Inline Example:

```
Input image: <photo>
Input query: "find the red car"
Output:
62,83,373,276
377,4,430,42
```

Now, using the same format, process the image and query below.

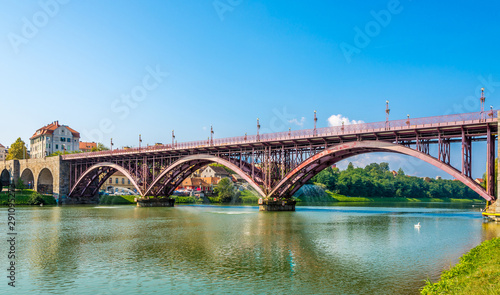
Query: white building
0,143,6,161
30,121,80,158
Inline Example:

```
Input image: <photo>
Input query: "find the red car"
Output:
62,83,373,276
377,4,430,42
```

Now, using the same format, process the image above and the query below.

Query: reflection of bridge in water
1,111,498,206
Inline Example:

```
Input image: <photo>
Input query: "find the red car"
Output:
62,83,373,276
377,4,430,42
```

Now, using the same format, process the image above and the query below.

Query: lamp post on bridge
210,125,214,146
489,105,494,119
313,110,317,137
139,134,142,149
110,138,114,151
257,118,260,142
480,88,486,121
406,114,410,127
172,130,175,148
385,100,390,130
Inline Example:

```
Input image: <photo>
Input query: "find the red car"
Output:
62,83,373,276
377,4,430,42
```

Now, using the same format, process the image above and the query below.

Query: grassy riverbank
293,190,484,204
421,238,500,294
0,189,57,205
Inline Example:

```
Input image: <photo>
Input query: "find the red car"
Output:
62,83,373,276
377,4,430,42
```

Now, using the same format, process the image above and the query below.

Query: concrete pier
258,199,296,211
137,198,175,207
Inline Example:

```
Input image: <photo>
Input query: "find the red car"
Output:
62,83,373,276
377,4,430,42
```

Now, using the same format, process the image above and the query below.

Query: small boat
414,222,421,228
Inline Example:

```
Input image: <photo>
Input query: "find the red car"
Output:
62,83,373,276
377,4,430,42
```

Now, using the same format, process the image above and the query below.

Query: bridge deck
63,111,497,160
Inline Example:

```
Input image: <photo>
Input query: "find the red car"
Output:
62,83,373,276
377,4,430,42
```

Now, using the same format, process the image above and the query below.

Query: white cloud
327,114,364,127
202,126,207,131
288,117,306,126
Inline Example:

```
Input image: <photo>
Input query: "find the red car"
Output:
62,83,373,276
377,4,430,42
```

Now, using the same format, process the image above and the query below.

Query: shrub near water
421,238,500,294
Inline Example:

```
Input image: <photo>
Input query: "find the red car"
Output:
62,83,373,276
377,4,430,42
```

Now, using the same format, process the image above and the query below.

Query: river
1,203,499,294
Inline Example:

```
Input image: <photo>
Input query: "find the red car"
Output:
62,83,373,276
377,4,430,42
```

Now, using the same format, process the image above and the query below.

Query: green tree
16,178,25,190
215,177,238,202
90,143,109,152
6,138,29,160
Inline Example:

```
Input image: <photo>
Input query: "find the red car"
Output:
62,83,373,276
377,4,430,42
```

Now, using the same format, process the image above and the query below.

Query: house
100,171,138,195
474,178,484,184
30,121,80,158
0,144,5,161
201,166,231,179
178,178,211,191
79,141,97,152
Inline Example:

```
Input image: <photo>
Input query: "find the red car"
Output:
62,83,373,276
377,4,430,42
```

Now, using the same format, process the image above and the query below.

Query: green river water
1,203,499,294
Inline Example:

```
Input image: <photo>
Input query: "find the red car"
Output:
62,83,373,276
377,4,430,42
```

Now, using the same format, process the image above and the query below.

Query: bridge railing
62,110,497,159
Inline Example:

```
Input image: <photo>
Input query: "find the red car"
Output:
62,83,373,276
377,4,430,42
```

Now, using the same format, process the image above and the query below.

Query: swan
414,222,421,228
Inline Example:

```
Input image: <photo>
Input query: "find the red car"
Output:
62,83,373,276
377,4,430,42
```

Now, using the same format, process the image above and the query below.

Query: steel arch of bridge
144,154,266,197
69,162,143,199
269,141,492,201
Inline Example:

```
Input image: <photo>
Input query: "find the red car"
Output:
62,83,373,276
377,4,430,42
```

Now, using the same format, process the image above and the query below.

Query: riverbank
0,189,56,205
94,189,485,205
421,237,500,294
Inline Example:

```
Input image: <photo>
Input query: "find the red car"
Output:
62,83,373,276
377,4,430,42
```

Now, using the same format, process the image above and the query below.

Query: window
61,137,65,142
109,178,112,184
56,144,58,149
128,179,130,185
115,178,118,184
122,178,125,185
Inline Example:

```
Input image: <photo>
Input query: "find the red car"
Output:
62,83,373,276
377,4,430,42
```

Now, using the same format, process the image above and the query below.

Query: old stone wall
0,156,70,199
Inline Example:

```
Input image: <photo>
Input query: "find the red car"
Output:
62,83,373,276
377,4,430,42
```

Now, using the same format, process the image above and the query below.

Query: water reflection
1,204,498,295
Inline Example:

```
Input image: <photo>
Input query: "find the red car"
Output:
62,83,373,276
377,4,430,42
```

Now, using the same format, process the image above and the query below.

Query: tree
6,138,29,160
215,177,238,202
397,168,405,176
90,143,109,152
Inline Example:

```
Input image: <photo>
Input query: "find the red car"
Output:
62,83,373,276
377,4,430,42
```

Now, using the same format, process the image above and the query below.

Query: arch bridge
62,111,498,204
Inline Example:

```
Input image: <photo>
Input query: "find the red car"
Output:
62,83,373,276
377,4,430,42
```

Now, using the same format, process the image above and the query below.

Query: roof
206,166,230,175
0,143,4,148
79,142,97,150
30,121,80,140
182,178,209,187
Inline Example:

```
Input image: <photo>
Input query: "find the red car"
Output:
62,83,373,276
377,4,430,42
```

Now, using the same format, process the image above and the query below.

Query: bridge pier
137,197,175,207
258,199,296,211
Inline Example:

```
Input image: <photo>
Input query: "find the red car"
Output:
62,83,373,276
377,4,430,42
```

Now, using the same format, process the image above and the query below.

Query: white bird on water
414,222,421,228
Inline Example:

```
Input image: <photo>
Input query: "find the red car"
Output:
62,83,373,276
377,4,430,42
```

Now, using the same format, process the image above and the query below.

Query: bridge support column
258,198,296,211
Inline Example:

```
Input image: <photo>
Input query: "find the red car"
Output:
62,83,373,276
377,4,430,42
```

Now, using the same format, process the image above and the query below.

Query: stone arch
1,169,11,187
269,141,492,201
20,168,35,189
145,154,266,197
37,168,54,194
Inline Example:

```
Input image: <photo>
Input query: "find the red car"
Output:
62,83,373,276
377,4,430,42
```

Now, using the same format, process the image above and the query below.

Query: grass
0,189,56,205
421,238,500,295
99,194,137,205
323,191,484,203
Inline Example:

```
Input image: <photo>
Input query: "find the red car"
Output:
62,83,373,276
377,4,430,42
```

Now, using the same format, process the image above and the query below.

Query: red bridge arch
268,141,492,201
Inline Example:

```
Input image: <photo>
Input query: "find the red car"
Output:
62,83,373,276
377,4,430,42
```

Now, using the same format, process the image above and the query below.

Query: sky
1,0,499,179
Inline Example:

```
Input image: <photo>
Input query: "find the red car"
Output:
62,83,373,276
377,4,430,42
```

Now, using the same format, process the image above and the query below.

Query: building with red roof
30,121,80,158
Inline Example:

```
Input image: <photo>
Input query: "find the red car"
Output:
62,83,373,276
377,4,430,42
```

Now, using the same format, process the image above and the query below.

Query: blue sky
1,0,499,178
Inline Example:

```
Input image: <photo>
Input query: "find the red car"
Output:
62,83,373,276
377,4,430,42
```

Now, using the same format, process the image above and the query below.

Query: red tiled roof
79,141,97,150
30,121,80,140
0,143,5,148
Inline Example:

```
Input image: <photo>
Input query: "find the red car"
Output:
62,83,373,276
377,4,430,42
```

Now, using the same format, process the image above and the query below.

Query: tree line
310,162,481,199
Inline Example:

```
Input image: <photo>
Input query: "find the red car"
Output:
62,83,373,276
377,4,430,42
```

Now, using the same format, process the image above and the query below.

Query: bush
27,192,45,205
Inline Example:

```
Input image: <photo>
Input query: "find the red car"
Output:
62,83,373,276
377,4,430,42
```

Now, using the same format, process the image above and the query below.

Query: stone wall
0,156,70,199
